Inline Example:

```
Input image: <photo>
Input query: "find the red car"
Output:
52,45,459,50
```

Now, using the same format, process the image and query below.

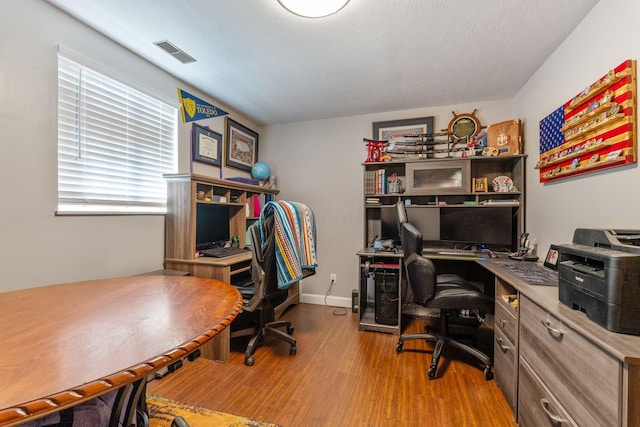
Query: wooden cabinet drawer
495,300,517,344
519,295,620,426
494,327,517,413
518,357,577,427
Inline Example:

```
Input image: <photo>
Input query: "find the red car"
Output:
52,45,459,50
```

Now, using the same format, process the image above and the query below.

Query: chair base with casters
396,309,494,381
236,296,297,366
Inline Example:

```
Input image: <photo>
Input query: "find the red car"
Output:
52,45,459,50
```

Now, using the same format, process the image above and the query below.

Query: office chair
396,200,408,235
395,200,472,288
396,222,494,380
231,220,297,366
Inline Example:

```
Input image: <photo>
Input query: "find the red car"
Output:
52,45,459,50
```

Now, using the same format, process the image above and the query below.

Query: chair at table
395,222,494,380
16,381,148,427
232,201,316,366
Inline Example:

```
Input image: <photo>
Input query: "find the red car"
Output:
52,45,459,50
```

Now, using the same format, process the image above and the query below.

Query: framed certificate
192,123,222,167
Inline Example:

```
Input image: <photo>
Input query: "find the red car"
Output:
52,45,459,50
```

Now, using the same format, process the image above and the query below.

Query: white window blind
57,54,177,214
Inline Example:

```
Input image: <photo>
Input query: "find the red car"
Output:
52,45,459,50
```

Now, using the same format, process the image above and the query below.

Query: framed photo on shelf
225,117,258,172
473,177,488,192
192,122,222,167
544,244,560,270
372,116,434,140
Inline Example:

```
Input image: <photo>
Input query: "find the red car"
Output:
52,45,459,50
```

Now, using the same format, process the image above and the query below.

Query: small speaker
352,289,359,313
375,271,398,325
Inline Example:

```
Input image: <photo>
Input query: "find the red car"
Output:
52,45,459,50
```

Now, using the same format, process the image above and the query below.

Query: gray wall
0,0,259,292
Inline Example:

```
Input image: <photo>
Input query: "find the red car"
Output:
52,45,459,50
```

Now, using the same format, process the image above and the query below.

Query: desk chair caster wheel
483,366,493,381
395,342,404,353
427,367,437,380
244,355,255,366
289,344,297,355
287,325,294,334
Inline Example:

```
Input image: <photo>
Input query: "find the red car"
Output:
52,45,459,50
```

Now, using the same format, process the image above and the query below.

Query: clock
445,109,482,140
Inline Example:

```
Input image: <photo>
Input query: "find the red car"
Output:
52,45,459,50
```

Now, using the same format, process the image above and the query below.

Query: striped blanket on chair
259,201,317,289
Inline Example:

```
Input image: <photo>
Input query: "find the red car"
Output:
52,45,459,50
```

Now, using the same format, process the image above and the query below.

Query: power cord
325,278,348,316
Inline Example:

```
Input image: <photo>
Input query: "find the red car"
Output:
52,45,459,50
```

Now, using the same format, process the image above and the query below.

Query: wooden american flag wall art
536,59,637,182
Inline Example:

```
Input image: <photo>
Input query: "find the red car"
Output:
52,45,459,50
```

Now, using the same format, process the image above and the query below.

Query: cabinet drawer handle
541,319,565,336
496,337,512,352
540,398,568,424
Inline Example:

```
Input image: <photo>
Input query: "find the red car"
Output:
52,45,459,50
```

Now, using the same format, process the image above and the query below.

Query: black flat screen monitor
196,204,230,249
381,206,439,244
440,207,514,251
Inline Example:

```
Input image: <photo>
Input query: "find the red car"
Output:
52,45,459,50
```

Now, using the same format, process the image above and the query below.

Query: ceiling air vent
153,40,196,64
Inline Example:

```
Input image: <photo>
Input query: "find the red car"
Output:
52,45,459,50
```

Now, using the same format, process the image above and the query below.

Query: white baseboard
300,293,351,308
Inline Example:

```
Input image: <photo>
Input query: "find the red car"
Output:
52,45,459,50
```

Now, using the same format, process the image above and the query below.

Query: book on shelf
365,168,388,195
252,194,261,217
480,199,520,205
226,177,260,186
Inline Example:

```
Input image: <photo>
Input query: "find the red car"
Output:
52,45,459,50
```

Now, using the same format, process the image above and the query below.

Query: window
57,53,177,214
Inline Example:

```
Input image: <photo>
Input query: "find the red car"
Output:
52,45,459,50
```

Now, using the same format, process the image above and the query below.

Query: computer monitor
195,204,230,249
439,207,515,250
381,205,439,244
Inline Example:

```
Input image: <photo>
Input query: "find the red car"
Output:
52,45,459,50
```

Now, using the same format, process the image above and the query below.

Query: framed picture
192,123,222,167
372,116,435,140
225,118,258,172
473,177,488,192
544,244,560,270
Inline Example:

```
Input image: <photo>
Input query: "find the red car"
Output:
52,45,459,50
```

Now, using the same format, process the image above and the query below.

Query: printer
557,229,640,335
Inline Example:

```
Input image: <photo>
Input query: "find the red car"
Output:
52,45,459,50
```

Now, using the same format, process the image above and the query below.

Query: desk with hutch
358,155,526,335
162,174,299,358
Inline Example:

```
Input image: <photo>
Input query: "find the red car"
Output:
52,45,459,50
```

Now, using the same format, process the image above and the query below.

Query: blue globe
251,162,271,180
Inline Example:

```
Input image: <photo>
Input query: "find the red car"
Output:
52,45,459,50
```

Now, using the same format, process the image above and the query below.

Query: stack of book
364,169,387,194
365,197,380,205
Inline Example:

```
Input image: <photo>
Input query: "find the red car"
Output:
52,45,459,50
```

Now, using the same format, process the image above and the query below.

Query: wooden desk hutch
162,174,299,359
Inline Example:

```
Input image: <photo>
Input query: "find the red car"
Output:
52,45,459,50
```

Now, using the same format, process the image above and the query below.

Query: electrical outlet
330,273,337,283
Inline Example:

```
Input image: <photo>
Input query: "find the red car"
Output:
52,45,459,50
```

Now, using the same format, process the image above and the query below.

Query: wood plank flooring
148,303,516,427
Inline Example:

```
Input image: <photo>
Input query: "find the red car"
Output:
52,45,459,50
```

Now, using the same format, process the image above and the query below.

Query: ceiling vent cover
153,40,196,64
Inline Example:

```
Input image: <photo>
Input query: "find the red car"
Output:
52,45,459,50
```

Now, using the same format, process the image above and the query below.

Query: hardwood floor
148,303,516,427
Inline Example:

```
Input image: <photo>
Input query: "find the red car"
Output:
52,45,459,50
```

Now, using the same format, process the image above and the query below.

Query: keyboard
422,248,483,257
200,247,249,258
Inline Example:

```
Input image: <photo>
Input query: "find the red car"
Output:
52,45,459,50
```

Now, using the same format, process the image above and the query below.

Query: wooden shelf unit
164,173,278,261
362,155,527,251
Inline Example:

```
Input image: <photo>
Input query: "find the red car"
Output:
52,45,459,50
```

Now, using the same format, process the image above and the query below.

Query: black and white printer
558,228,640,335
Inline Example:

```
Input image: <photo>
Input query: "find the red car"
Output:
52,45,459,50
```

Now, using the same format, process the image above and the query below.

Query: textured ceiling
45,0,599,126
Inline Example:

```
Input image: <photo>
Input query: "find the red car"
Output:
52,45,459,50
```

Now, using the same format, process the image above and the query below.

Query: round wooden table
0,275,242,426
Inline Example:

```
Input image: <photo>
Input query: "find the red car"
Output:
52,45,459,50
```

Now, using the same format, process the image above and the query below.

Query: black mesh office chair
396,222,494,380
231,218,296,366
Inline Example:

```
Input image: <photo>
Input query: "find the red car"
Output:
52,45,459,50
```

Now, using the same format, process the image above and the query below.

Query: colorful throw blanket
259,201,317,289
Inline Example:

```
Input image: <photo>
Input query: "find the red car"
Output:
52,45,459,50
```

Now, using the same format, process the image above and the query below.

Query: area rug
146,394,280,427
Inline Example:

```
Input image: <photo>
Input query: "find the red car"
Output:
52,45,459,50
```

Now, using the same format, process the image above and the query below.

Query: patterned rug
146,394,280,427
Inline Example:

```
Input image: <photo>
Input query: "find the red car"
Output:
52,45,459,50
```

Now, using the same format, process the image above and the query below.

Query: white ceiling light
277,0,350,18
